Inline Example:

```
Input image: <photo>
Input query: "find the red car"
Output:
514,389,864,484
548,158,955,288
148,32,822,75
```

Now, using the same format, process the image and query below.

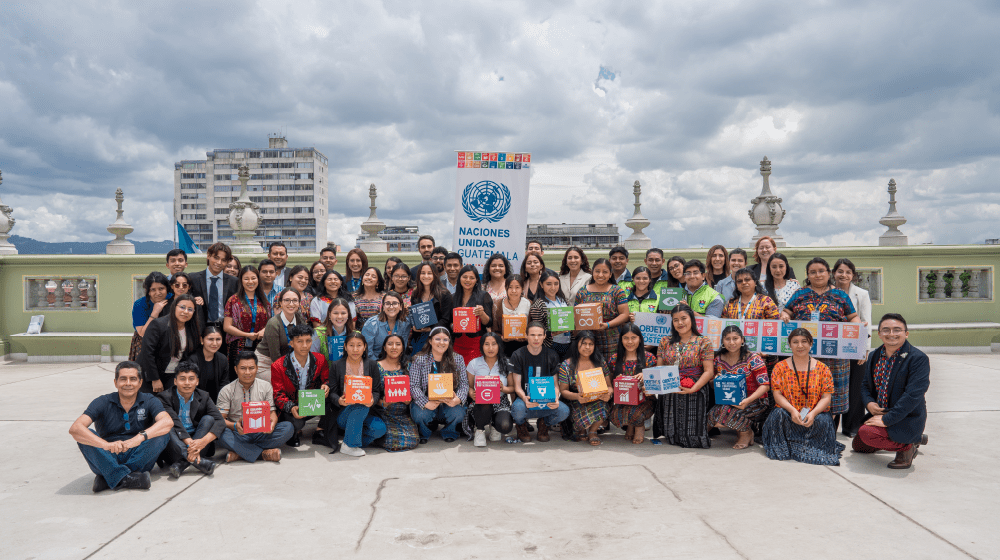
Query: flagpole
173,191,178,249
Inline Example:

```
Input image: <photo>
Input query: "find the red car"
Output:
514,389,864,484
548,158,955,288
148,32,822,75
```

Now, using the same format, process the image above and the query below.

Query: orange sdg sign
428,373,455,401
577,367,609,403
503,315,528,340
344,375,373,405
574,303,602,330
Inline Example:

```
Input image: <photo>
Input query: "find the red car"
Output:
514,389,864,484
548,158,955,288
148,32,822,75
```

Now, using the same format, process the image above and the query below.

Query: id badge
810,311,820,322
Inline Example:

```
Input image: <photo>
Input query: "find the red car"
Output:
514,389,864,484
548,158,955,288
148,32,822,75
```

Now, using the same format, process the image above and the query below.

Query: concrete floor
0,354,995,560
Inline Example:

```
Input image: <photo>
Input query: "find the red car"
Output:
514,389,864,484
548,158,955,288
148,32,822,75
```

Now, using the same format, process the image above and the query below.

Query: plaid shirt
408,353,469,408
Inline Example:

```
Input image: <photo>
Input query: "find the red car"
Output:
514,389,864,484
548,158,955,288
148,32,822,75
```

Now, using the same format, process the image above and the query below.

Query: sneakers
192,459,216,476
115,471,151,490
474,430,487,447
261,448,282,462
536,419,550,442
92,475,110,493
487,425,502,442
515,423,532,443
341,443,366,457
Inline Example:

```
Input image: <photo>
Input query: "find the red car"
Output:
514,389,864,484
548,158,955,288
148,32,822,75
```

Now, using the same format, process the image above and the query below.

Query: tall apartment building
526,223,621,249
174,136,328,252
355,225,421,252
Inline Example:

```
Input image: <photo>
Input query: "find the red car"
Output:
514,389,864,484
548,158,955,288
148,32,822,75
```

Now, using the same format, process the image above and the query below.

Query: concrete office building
355,225,421,253
526,223,621,249
174,136,329,252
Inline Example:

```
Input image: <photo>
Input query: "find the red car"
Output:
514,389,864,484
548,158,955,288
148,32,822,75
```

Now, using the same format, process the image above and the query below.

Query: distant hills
7,235,175,255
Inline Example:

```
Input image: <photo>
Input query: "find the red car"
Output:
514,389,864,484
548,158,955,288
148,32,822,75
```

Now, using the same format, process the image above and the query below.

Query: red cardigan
271,351,329,414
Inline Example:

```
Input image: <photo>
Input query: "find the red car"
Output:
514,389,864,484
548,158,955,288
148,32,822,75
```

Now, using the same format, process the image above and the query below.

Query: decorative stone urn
106,188,136,254
878,179,909,246
0,169,18,254
228,165,264,254
359,183,388,253
623,180,652,251
748,156,787,247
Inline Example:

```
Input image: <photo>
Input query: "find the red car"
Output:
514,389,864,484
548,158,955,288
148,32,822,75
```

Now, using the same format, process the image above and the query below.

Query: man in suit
188,242,239,328
853,313,930,469
268,242,290,290
156,361,225,478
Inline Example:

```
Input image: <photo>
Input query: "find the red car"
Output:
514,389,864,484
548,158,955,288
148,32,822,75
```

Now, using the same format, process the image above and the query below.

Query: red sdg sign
475,376,503,404
384,375,410,403
453,308,481,333
241,401,270,434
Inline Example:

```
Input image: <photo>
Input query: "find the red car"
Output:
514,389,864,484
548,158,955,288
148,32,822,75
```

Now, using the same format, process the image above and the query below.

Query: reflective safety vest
687,284,722,315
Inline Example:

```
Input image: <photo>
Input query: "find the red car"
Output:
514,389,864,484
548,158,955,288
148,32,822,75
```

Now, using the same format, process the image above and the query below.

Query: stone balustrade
854,268,882,304
24,276,98,311
919,267,994,301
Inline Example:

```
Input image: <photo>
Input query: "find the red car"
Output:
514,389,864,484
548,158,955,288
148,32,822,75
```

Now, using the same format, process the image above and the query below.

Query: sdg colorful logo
462,180,512,223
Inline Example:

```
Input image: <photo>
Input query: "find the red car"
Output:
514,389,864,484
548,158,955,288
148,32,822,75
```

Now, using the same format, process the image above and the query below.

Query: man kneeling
69,361,173,492
156,361,225,478
216,352,294,463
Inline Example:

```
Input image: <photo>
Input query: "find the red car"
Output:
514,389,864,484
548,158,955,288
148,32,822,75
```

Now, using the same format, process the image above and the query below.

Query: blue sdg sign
462,180,512,223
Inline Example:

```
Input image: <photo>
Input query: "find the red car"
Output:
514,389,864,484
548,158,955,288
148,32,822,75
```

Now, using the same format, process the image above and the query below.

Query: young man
442,252,463,294
156,361,224,478
509,323,570,442
645,248,669,283
609,246,632,291
258,258,279,306
166,249,188,279
188,242,239,326
430,246,448,275
714,248,747,302
268,242,289,290
853,314,930,469
682,260,724,317
270,325,336,450
69,361,173,492
526,240,544,257
216,352,294,463
320,246,338,271
417,235,435,261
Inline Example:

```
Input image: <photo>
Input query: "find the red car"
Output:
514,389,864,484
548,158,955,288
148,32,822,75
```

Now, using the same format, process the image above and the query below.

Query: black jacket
328,358,384,413
188,269,239,322
156,386,226,441
138,316,200,383
861,341,930,445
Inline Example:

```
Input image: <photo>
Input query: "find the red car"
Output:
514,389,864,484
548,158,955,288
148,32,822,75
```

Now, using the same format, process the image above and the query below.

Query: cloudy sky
1,1,998,250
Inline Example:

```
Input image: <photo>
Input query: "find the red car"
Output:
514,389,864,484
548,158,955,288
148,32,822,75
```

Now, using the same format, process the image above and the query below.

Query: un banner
453,151,532,273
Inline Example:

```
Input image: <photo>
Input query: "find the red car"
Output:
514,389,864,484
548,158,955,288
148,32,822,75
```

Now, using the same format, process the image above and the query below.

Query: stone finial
623,179,651,250
228,164,263,254
359,183,388,253
0,169,17,254
748,156,786,247
878,178,908,246
106,188,136,254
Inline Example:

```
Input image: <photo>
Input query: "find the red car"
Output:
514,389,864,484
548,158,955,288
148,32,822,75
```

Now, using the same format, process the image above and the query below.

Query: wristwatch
139,430,148,441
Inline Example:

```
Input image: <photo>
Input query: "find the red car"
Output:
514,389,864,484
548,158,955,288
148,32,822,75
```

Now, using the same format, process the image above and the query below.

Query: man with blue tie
189,243,239,349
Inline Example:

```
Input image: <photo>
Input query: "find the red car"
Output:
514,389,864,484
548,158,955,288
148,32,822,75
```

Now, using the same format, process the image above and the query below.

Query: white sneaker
340,443,366,457
474,430,487,447
488,425,502,442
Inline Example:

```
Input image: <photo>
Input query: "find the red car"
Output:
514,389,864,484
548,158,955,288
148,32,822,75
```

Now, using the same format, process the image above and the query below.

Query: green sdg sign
657,287,686,312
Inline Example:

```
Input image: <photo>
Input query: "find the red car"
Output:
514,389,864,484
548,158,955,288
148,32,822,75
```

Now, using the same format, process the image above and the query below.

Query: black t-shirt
509,346,561,395
83,392,165,442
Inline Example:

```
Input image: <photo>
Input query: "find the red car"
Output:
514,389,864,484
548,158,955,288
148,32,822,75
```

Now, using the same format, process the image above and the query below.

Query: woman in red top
223,265,272,381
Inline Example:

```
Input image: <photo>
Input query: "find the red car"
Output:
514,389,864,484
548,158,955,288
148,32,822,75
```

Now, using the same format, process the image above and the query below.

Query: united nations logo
462,180,511,223
655,315,668,325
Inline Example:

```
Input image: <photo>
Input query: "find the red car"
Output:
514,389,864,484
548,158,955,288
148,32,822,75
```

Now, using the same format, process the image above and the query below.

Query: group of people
71,236,930,492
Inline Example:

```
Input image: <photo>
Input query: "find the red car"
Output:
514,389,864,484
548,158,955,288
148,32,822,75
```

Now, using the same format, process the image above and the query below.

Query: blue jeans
336,404,387,448
511,399,570,426
166,415,215,464
218,422,294,463
410,402,466,440
78,430,169,488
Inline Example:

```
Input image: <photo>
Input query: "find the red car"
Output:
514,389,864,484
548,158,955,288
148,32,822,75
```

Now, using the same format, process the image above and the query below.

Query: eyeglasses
736,277,755,284
281,298,300,303
879,328,906,335
383,301,401,308
177,306,195,314
123,411,131,431
682,271,700,277
172,282,189,289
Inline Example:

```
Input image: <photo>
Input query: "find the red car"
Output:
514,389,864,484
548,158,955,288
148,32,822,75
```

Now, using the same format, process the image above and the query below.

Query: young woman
387,262,413,306
310,270,355,327
749,236,777,284
833,258,872,437
558,246,592,303
492,274,532,357
483,252,512,300
285,265,314,317
224,256,241,277
665,256,686,288
329,332,386,457
557,331,612,446
409,327,469,443
452,265,493,364
408,262,454,355
463,333,515,447
707,326,771,449
170,273,205,331
573,258,630,359
192,326,229,400
528,270,572,359
362,291,412,361
763,253,800,312
383,256,403,282
255,287,308,381
657,303,715,448
722,268,780,320
762,328,844,465
607,324,657,444
223,266,271,381
376,334,419,452
138,294,201,393
519,252,545,301
311,298,355,364
625,266,658,318
344,248,368,294
130,271,172,360
706,245,729,288
781,258,861,426
306,261,327,296
353,266,385,328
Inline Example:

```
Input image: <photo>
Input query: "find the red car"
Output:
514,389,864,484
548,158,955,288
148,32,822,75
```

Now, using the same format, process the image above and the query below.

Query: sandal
587,431,601,446
596,421,610,435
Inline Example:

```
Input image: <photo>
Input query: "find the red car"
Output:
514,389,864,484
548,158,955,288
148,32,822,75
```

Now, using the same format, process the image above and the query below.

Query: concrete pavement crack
698,516,750,560
355,476,398,552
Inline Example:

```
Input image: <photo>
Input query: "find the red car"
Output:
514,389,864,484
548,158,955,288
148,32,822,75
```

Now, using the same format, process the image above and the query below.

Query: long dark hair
730,267,769,303
344,248,369,281
388,262,413,294
666,256,686,287
454,264,485,305
567,330,606,375
341,330,369,361
479,332,509,379
706,245,729,286
832,258,857,286
307,261,327,296
319,269,352,300
483,253,512,283
538,269,567,303
803,257,833,288
715,325,748,362
613,323,650,379
377,333,409,371
377,291,409,322
630,266,653,298
322,297,356,334
353,266,385,298
236,265,268,306
168,294,200,359
559,246,591,275
519,252,545,280
416,326,458,375
410,262,447,302
668,303,701,344
588,258,613,285
143,271,172,311
763,253,797,301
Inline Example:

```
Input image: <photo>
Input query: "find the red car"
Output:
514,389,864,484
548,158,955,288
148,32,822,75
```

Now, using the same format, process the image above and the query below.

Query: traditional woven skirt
762,409,844,466
380,402,419,452
128,331,143,361
568,398,608,434
609,399,656,429
820,358,850,415
660,385,711,448
707,397,770,433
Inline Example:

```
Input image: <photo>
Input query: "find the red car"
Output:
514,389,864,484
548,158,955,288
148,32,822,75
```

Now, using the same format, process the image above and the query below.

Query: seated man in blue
156,361,225,478
69,361,173,492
